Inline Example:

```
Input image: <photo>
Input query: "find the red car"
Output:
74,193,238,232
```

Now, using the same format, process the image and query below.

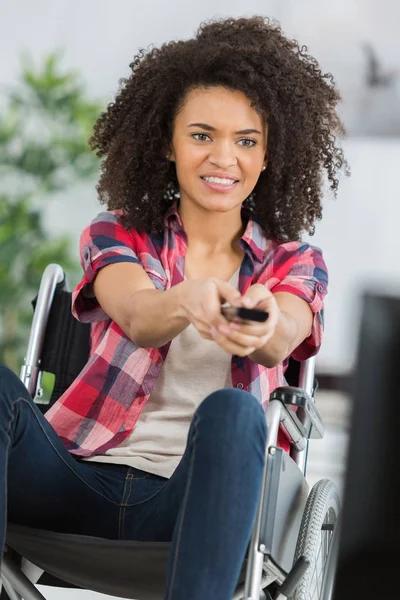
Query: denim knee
0,364,30,406
197,388,267,442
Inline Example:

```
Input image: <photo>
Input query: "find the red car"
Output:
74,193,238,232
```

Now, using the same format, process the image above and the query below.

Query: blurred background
1,0,399,538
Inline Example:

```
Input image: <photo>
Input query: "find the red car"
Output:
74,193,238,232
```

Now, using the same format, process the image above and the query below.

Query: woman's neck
178,201,245,257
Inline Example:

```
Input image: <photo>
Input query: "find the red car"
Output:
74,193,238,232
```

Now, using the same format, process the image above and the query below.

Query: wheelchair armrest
270,386,324,440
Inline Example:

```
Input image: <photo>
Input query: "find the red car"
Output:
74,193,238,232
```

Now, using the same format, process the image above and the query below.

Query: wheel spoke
291,481,340,600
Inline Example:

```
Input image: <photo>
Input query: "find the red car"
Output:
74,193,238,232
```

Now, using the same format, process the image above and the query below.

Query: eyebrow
188,123,262,135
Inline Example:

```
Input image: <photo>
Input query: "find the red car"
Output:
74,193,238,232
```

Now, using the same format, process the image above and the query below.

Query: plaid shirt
45,206,328,456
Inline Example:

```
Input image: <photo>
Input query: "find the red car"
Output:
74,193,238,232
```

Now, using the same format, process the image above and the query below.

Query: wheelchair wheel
291,479,340,600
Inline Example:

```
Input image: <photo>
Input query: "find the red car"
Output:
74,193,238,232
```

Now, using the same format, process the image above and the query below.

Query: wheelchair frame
2,264,337,600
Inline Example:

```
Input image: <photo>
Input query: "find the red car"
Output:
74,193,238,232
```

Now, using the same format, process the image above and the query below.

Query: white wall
306,138,400,371
2,0,400,133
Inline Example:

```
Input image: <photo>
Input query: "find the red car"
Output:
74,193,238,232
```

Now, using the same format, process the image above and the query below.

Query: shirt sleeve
270,242,328,361
72,211,141,323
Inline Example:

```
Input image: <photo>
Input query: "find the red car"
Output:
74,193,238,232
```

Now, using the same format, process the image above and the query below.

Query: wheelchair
2,264,341,600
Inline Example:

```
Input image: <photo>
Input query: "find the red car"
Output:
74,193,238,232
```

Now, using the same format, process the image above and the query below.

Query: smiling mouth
201,176,239,186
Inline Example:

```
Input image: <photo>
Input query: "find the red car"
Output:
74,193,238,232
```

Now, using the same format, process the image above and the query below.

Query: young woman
0,16,346,600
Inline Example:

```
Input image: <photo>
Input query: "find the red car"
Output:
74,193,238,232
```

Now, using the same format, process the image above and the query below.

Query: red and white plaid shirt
45,206,328,456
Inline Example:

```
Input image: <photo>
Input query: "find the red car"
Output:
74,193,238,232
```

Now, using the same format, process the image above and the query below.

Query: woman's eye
238,138,256,148
192,133,211,142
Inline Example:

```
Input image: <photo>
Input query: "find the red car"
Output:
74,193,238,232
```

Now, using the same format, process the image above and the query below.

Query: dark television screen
333,293,400,598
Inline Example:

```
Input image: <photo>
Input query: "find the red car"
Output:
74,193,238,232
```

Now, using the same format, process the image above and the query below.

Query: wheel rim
307,507,337,600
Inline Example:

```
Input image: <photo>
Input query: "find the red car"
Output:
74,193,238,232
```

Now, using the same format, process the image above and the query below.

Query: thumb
217,280,242,306
239,285,268,308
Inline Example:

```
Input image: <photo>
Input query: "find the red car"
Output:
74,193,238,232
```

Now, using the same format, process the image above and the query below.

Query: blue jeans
0,364,267,600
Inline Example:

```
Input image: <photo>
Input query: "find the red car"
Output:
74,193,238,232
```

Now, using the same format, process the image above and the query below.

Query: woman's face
169,86,267,215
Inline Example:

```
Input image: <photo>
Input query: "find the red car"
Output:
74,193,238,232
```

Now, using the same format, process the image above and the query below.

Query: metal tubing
320,517,341,600
295,357,317,475
233,576,272,600
279,410,306,452
243,401,283,599
266,400,282,450
20,264,65,397
298,357,316,398
243,358,318,598
1,557,47,600
1,575,23,600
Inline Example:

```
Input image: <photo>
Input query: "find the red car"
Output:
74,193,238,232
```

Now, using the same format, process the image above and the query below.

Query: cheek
243,158,263,184
175,148,205,177
174,159,196,191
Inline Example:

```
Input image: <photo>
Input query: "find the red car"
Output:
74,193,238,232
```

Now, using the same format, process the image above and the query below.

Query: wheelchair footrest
273,556,310,600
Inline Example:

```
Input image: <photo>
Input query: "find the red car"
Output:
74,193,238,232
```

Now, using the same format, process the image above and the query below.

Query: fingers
214,279,243,307
229,320,277,338
210,330,257,357
191,280,277,354
211,324,271,349
208,326,263,357
240,283,272,308
196,315,274,356
194,309,230,336
196,325,213,340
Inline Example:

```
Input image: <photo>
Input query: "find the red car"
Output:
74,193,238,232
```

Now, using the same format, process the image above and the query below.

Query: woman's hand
180,278,243,341
209,284,281,357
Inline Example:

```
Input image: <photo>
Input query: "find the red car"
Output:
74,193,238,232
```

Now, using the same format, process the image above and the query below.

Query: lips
200,176,240,193
200,172,240,184
201,176,238,186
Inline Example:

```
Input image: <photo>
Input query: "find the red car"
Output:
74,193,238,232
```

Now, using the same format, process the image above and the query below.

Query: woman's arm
93,262,190,347
248,292,313,368
93,262,243,348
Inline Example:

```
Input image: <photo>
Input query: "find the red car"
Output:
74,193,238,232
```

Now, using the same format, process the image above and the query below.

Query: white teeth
202,176,236,186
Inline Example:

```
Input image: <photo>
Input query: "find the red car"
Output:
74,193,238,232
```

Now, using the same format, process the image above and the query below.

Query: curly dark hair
90,16,347,241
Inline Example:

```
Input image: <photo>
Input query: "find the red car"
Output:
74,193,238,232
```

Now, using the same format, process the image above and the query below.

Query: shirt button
236,383,244,389
317,284,324,293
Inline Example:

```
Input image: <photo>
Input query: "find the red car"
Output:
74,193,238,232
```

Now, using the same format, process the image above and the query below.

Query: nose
208,141,237,169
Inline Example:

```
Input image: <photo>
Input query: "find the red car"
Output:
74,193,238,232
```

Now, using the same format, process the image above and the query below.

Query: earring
262,166,266,171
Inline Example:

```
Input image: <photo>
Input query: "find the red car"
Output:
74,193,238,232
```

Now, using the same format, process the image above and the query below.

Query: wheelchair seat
6,524,171,600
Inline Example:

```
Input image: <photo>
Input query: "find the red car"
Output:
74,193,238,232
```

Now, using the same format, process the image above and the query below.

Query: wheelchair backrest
33,285,91,408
